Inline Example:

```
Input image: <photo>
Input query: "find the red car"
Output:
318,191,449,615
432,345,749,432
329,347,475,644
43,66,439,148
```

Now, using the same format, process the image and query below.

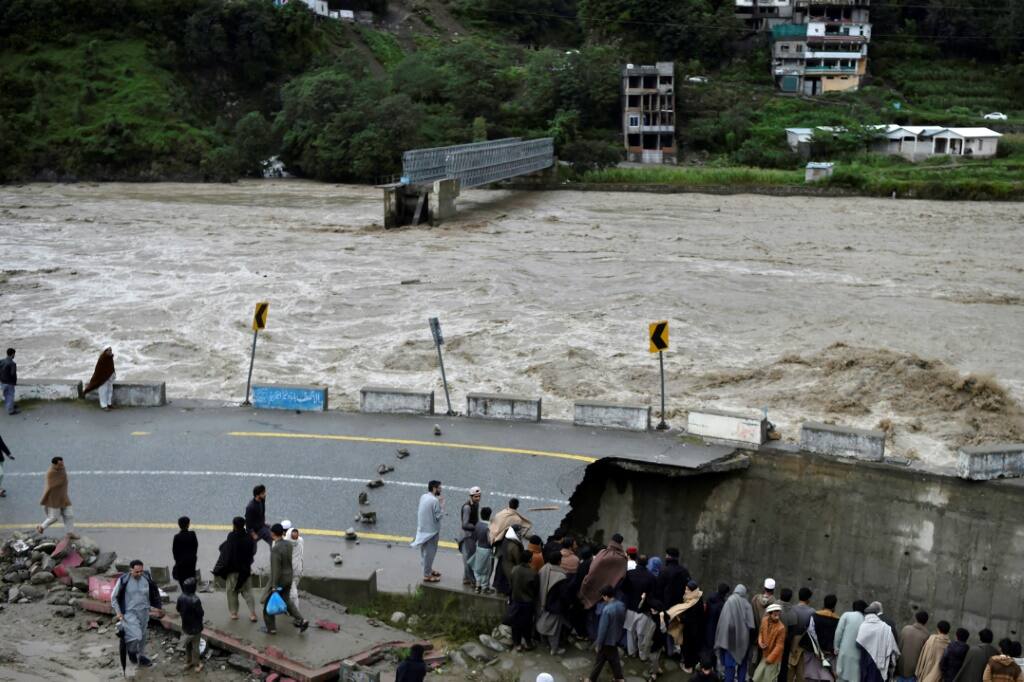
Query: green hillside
1,0,1022,193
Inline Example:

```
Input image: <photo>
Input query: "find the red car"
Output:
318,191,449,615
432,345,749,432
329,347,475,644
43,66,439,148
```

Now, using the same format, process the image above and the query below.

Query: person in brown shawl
83,347,116,410
579,533,629,609
37,456,77,538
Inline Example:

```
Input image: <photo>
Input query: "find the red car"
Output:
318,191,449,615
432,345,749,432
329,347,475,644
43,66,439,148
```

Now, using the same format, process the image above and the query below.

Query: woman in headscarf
83,347,116,410
836,600,868,682
536,550,570,655
648,556,663,578
715,584,756,682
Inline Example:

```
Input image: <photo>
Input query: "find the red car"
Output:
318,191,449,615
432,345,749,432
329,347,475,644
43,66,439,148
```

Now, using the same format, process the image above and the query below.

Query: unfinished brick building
621,62,677,164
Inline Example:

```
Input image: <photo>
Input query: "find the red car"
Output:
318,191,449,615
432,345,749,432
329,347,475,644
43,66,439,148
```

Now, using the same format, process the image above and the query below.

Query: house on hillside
621,62,677,164
769,0,871,95
735,0,794,31
785,125,1003,160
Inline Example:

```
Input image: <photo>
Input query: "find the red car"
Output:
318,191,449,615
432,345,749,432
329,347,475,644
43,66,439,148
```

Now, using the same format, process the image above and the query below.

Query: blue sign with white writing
252,384,327,412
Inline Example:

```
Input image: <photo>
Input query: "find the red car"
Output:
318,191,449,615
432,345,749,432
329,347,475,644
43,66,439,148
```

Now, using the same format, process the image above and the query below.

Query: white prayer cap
767,603,783,614
281,519,293,531
537,675,555,682
764,578,776,590
469,486,481,495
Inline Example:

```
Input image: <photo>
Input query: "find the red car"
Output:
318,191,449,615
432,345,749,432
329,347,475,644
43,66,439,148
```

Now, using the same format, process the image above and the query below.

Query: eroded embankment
562,454,1024,635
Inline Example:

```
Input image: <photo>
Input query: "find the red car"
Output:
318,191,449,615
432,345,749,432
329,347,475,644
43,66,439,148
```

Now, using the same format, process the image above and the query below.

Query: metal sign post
429,317,455,416
243,301,269,406
649,320,669,430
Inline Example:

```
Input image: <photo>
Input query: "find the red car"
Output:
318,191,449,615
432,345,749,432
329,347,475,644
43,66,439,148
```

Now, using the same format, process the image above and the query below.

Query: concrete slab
687,408,767,446
83,381,166,406
81,591,422,682
466,392,541,422
801,421,885,461
573,400,650,431
17,379,82,401
359,386,434,415
957,443,1024,480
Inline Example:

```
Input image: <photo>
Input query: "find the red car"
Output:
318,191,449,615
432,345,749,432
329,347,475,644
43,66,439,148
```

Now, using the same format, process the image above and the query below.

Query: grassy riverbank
578,136,1024,200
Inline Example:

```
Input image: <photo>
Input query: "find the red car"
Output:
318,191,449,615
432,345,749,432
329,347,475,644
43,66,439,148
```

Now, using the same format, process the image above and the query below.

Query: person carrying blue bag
260,523,310,634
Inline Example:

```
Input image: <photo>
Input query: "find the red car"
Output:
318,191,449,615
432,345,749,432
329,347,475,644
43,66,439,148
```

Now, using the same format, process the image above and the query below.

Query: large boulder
460,641,495,663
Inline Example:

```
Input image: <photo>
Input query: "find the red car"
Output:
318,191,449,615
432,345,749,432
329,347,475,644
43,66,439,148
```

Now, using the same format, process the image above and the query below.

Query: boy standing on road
1,348,18,415
176,577,205,672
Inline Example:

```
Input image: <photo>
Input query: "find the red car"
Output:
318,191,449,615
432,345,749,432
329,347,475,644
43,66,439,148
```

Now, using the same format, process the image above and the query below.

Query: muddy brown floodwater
1,181,1022,466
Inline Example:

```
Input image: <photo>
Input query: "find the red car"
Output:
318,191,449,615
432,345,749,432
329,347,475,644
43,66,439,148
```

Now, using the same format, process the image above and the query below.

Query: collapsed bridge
382,137,554,227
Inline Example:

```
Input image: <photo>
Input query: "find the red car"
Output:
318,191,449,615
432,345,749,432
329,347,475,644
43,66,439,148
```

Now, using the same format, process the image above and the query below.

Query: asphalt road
0,402,730,543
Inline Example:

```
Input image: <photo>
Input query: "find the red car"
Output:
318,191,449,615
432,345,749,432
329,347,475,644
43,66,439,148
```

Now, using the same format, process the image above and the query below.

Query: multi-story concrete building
771,0,871,95
621,62,676,164
735,0,794,30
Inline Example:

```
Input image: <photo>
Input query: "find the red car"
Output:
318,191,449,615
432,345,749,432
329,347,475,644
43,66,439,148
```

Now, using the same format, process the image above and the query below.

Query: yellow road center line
131,431,151,436
227,431,597,463
0,522,458,549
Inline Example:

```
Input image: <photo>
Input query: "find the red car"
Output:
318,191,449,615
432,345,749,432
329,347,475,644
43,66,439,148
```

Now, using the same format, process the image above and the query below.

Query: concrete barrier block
688,409,767,446
17,379,82,401
800,421,885,461
574,400,650,431
251,384,327,412
466,392,541,422
359,386,434,415
957,443,1024,481
85,382,167,407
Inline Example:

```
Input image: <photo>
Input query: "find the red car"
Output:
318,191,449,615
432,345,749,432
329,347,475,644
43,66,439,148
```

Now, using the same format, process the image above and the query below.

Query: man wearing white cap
280,520,304,609
459,486,482,587
752,578,778,672
754,604,788,682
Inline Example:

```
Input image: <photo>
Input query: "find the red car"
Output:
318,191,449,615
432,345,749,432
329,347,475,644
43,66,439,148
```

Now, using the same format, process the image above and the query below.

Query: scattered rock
460,641,495,663
433,425,442,436
354,511,377,525
376,463,394,475
92,551,117,573
390,611,407,624
7,587,20,603
366,618,380,627
30,571,55,585
333,556,344,565
344,528,357,540
67,566,98,591
480,633,507,652
396,448,410,459
35,542,57,554
492,624,513,646
3,571,22,584
227,654,252,671
366,479,384,489
54,606,75,618
407,615,420,628
357,492,369,505
19,585,46,601
449,650,469,668
46,591,72,605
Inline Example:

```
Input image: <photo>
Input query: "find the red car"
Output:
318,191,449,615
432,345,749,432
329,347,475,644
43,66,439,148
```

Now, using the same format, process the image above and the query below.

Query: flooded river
2,181,1022,465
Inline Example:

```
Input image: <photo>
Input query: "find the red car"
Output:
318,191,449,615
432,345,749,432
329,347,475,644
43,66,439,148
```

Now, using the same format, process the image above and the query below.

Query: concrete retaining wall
359,386,434,415
299,573,378,608
85,382,166,407
565,453,1024,637
252,384,328,412
801,421,886,461
957,443,1024,481
419,582,506,629
574,400,650,431
466,392,541,422
17,379,82,401
687,408,766,446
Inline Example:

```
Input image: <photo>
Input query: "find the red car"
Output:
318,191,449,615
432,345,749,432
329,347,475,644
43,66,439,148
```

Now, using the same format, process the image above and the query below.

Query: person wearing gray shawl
410,480,443,582
857,602,900,682
716,584,757,682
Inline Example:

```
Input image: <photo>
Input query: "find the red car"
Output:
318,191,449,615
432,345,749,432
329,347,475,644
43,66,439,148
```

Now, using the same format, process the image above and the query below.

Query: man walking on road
213,516,258,622
412,480,443,583
0,432,14,498
245,484,271,552
111,559,164,667
1,348,18,415
460,486,482,586
260,523,309,634
37,456,77,538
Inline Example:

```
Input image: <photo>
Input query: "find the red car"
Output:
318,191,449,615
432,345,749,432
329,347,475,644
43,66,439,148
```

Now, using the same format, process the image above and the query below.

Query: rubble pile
0,531,116,606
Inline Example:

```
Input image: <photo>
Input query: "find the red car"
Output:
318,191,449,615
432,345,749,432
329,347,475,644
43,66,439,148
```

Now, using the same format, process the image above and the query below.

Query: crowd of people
413,484,1024,682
